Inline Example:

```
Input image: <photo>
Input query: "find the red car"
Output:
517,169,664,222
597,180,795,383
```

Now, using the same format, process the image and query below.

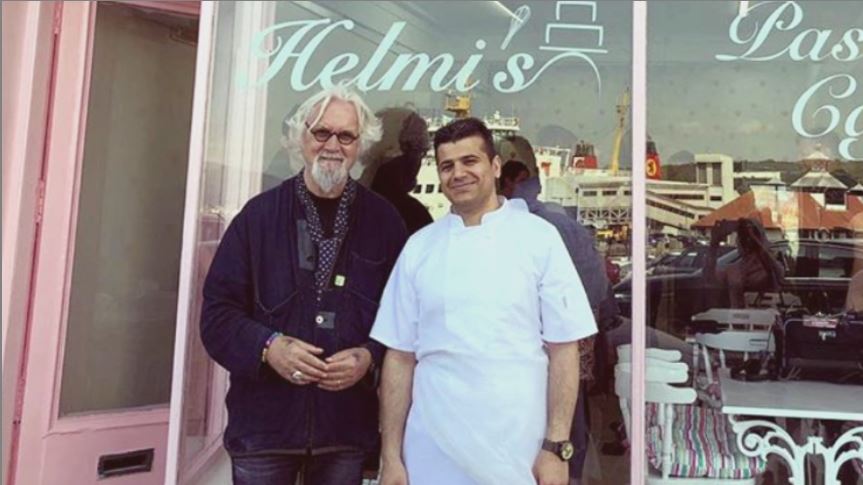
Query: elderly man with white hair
201,84,407,484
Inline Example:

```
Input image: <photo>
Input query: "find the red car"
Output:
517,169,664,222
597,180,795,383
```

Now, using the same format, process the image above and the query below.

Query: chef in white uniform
372,118,597,485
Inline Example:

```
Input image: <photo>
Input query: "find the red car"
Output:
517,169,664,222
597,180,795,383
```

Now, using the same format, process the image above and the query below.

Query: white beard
311,154,349,193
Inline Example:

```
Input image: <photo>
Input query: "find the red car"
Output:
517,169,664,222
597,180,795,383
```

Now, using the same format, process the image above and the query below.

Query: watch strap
541,438,574,461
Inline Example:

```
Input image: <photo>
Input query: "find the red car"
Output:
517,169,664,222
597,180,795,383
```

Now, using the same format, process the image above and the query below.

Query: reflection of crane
445,85,473,118
609,88,630,175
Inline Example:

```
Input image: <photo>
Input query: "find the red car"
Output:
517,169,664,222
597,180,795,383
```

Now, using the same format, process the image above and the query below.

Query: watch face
561,442,575,461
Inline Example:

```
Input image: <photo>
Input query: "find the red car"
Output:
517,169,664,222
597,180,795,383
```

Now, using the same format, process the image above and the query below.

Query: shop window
179,2,635,483
645,2,862,483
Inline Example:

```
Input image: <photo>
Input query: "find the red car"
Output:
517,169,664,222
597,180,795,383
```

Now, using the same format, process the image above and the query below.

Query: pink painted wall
1,1,56,481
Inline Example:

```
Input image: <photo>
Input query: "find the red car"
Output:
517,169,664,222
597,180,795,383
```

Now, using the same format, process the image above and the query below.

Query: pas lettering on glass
716,0,862,160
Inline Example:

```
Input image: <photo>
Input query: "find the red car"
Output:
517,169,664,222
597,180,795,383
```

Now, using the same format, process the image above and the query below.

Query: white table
719,369,863,485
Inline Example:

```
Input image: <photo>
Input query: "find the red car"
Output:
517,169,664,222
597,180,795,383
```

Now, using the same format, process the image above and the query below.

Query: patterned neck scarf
296,172,357,295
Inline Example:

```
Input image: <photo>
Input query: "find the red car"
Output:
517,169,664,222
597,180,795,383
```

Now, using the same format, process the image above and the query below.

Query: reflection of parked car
647,246,734,275
647,252,680,273
614,239,862,334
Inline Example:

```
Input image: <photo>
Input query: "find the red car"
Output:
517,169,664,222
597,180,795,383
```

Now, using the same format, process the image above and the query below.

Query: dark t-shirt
309,192,340,237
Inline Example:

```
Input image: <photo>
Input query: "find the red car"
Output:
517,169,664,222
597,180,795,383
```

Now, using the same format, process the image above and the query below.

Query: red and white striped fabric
646,404,767,479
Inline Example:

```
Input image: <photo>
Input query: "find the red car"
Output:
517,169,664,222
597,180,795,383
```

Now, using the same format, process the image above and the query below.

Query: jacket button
315,315,324,325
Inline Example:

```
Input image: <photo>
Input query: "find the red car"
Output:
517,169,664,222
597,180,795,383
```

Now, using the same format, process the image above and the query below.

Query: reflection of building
790,165,848,210
695,154,735,204
415,148,735,234
734,170,784,187
693,148,863,240
693,189,863,240
546,164,729,235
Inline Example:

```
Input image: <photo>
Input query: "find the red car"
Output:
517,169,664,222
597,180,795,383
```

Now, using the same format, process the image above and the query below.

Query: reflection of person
370,110,433,235
835,212,862,482
704,217,784,308
498,137,609,485
262,113,308,191
373,118,597,485
500,159,530,195
201,85,407,485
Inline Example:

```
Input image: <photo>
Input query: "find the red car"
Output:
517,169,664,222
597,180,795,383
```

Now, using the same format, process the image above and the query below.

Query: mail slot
97,448,154,479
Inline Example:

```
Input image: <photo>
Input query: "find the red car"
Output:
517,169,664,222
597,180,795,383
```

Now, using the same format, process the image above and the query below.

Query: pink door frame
2,1,58,482
7,2,201,484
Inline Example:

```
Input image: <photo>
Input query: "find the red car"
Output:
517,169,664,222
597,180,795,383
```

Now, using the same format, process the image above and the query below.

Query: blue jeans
231,449,366,485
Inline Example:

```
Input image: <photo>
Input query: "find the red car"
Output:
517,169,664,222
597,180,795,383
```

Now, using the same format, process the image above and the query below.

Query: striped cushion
646,405,766,479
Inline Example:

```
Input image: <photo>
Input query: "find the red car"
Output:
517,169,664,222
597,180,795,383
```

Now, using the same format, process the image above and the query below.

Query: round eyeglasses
305,122,359,145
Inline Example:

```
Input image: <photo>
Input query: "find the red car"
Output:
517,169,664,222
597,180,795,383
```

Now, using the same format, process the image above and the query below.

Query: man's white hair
284,83,383,167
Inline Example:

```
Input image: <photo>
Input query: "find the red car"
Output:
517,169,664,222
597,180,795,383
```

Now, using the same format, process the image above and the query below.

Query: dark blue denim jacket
201,176,407,455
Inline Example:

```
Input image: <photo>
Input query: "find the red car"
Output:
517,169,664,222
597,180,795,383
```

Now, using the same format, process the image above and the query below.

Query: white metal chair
688,308,778,368
617,344,682,365
693,330,774,383
614,361,766,484
691,330,774,407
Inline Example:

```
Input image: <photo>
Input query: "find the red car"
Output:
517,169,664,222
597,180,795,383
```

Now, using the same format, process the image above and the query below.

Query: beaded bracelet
261,332,284,363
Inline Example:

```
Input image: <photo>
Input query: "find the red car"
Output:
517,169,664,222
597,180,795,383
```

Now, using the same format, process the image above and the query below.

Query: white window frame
165,1,217,483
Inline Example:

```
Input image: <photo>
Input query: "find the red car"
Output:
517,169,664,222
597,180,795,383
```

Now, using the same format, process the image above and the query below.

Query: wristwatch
541,439,575,462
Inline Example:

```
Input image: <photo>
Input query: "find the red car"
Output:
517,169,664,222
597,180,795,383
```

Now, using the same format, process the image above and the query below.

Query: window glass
59,2,194,416
179,1,634,482
644,2,863,483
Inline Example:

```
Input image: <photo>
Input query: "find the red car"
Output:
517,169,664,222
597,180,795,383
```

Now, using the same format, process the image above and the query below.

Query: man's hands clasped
265,336,372,391
265,335,328,384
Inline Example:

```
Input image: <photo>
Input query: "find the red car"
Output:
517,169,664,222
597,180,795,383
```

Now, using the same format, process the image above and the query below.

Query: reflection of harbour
411,93,862,245
412,92,737,238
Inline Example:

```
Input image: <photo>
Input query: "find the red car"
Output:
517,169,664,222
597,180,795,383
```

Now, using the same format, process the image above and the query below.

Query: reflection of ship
572,141,598,169
415,90,572,220
412,91,734,237
646,137,662,180
424,90,520,139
